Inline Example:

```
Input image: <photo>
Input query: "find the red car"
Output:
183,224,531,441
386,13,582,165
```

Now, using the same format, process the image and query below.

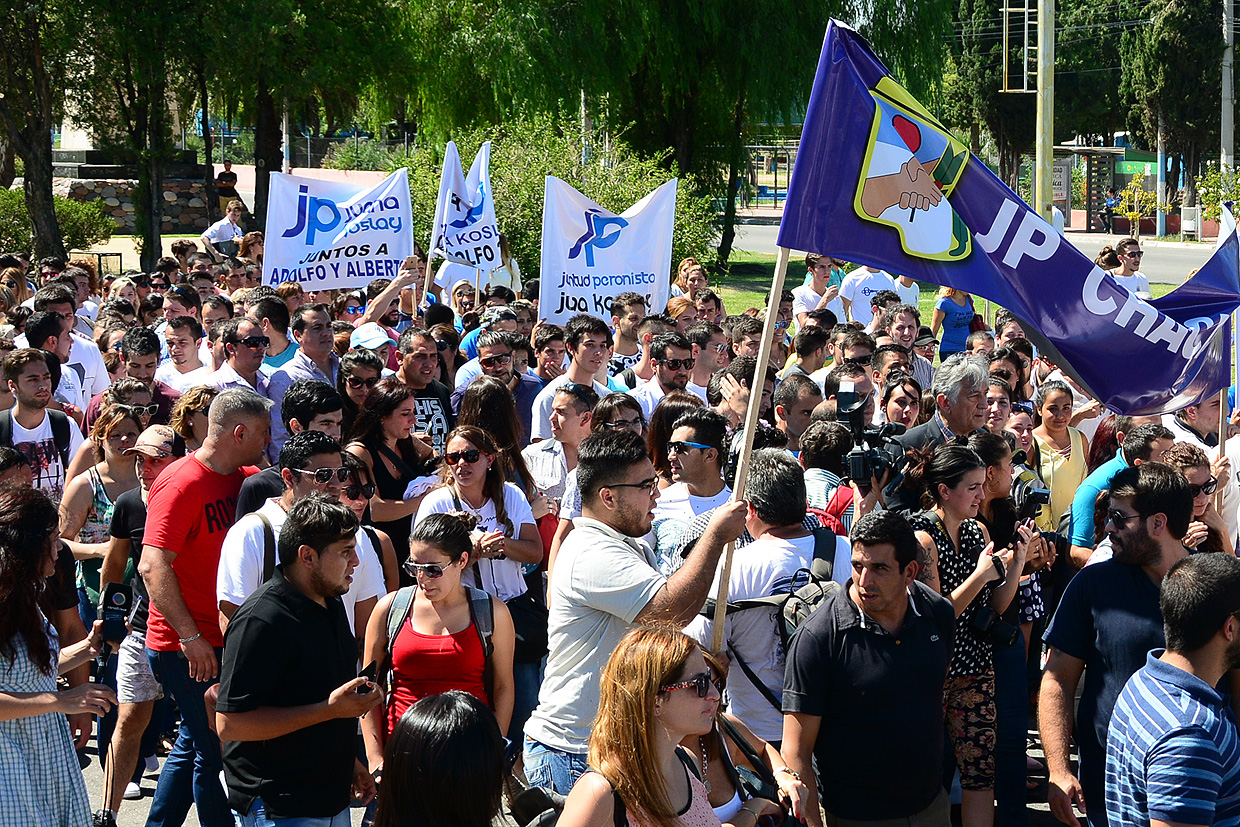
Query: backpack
382,583,495,703
0,408,73,468
700,525,842,711
807,483,853,535
256,519,382,585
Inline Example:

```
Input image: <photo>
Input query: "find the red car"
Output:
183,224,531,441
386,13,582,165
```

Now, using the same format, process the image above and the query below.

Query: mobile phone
357,662,377,694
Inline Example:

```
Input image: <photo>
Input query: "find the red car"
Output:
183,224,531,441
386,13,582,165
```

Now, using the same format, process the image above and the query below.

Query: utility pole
1225,0,1235,167
1034,0,1055,222
1157,112,1167,237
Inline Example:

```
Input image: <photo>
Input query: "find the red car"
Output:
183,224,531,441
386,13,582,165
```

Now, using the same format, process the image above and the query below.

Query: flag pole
422,252,438,309
1220,311,1235,513
475,268,482,308
711,245,792,655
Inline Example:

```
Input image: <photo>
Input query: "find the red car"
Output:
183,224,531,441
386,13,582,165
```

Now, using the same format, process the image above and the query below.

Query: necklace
699,737,711,793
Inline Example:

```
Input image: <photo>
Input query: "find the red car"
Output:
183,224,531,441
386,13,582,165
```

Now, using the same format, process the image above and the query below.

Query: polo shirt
1068,451,1128,547
1043,560,1166,755
783,580,955,821
1106,650,1240,827
217,568,358,820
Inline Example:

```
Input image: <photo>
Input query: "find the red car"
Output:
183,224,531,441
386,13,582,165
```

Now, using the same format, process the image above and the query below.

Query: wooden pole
422,253,437,308
474,268,482,308
710,245,792,655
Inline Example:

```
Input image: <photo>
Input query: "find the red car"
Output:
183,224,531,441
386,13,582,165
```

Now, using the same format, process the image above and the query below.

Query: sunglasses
122,403,160,418
292,466,350,484
668,440,712,455
193,404,212,417
479,353,512,368
345,375,380,390
1107,509,1144,528
134,278,150,288
710,343,730,354
1188,477,1219,498
434,339,450,352
150,282,168,290
343,305,364,314
236,335,270,349
659,671,717,698
656,358,695,370
1126,251,1144,258
443,449,482,465
404,561,451,579
344,482,377,500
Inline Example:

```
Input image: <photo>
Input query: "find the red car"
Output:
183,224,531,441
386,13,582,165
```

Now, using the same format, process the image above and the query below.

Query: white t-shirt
685,531,851,742
414,483,536,602
648,482,732,576
202,216,243,245
839,268,896,326
629,380,668,420
51,357,84,410
8,409,86,504
531,374,610,441
894,277,920,308
1112,271,1150,297
155,363,213,394
686,382,708,402
216,498,386,631
68,334,110,401
791,283,844,324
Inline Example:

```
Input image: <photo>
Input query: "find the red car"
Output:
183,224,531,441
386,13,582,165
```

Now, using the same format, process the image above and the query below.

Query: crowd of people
0,238,1238,827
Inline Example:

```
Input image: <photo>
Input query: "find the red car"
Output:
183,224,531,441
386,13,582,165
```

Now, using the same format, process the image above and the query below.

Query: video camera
1010,449,1051,522
837,383,905,491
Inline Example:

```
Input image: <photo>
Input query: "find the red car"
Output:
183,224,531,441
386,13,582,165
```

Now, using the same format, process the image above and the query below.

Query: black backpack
0,408,73,468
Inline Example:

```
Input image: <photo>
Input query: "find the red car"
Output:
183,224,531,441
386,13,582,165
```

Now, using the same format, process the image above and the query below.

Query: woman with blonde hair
168,384,220,454
107,276,139,308
0,266,30,306
558,626,783,827
931,287,976,361
665,296,699,335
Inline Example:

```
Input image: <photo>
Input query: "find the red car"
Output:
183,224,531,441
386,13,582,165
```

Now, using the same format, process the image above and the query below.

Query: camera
1010,453,1051,522
837,384,905,491
970,606,1020,647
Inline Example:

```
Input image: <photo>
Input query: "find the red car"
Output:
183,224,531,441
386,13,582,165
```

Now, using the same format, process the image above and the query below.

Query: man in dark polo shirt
215,494,379,825
782,510,955,827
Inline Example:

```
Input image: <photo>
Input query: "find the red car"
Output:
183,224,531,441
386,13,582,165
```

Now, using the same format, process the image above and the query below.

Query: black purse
505,590,549,664
719,716,784,809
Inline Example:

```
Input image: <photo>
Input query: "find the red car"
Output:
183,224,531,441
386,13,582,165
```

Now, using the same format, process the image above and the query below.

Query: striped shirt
1106,650,1240,827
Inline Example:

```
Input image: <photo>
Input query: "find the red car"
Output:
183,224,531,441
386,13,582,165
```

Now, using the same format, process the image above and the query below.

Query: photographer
908,442,1032,827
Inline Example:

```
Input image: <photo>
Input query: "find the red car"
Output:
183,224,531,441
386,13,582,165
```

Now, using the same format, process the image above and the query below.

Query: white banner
263,169,414,289
538,177,677,326
430,141,501,288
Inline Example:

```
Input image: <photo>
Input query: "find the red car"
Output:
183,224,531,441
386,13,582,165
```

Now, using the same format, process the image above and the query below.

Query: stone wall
52,178,213,235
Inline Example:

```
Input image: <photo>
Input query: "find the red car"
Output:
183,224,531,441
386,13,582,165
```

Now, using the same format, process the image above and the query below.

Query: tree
0,2,69,260
1055,0,1141,144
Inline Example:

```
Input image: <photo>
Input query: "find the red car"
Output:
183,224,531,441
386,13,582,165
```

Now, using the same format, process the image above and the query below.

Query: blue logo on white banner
539,177,677,326
263,169,414,290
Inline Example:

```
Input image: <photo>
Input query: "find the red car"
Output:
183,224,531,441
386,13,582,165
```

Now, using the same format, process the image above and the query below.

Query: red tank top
386,620,489,737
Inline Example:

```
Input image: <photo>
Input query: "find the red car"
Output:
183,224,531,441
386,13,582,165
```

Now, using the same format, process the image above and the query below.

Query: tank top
615,755,721,827
1033,428,1087,533
77,466,132,604
361,438,419,573
386,619,488,737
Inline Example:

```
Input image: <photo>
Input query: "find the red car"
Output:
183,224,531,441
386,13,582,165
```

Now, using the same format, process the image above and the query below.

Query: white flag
429,142,501,287
262,169,413,290
539,177,677,326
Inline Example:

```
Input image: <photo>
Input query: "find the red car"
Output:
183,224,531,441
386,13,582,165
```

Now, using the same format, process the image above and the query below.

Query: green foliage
1197,163,1240,223
321,140,407,172
0,189,113,252
392,116,717,280
1117,178,1165,237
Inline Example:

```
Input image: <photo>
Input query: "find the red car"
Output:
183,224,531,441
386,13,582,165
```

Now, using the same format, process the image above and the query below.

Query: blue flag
777,21,1240,416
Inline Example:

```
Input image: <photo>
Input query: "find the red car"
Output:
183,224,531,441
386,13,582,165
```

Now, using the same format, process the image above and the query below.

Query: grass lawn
714,251,1175,323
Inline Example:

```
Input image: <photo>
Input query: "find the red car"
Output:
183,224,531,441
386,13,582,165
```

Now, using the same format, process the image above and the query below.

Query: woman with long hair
457,376,536,495
0,486,116,826
429,323,464,387
340,451,400,593
346,378,435,567
107,277,139,308
237,231,264,268
666,296,699,335
907,442,1028,827
881,373,922,429
338,349,384,426
0,266,30,307
168,384,219,455
64,379,158,483
647,391,705,487
930,287,976,361
1085,413,1121,473
361,512,515,770
489,234,522,295
672,262,709,299
559,626,783,827
1162,441,1231,555
1028,379,1089,533
370,690,505,827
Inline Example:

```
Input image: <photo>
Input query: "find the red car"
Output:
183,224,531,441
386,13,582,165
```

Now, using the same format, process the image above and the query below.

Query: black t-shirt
782,580,956,821
236,466,284,519
108,488,150,633
215,171,239,198
411,380,454,459
217,568,358,819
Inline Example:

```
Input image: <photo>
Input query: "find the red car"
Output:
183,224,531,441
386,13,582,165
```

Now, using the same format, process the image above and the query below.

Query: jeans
993,629,1029,826
145,647,232,827
233,799,350,827
510,660,544,742
523,736,588,795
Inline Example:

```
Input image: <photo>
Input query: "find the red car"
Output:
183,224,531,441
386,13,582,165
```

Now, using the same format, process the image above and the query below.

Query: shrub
0,188,114,253
1197,162,1239,224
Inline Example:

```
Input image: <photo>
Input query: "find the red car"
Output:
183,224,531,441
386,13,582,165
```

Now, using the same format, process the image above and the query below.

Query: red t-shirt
143,454,257,651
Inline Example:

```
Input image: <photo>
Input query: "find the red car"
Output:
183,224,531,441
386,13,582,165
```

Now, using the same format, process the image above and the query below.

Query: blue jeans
233,799,350,827
145,648,232,827
523,736,588,794
510,660,544,742
993,629,1029,826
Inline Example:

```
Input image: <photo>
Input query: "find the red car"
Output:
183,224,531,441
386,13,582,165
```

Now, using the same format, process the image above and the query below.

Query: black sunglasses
434,339,450,352
656,357,695,370
345,375,380,390
236,335,270,349
292,466,350,484
659,671,714,698
1188,477,1219,498
443,449,482,465
344,482,377,500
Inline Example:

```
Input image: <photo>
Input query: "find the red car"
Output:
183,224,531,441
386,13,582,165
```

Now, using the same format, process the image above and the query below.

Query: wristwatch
773,766,801,780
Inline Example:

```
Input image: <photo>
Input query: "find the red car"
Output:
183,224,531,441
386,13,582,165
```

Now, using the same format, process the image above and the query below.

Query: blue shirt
1106,650,1240,827
264,348,340,463
460,326,482,360
935,296,974,355
1068,452,1129,547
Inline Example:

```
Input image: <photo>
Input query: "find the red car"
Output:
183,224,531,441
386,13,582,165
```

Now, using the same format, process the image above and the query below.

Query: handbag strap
718,715,779,791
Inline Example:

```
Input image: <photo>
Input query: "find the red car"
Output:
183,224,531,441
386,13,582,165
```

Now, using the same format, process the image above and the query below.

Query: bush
1197,162,1239,224
322,140,407,172
383,115,717,284
0,188,114,253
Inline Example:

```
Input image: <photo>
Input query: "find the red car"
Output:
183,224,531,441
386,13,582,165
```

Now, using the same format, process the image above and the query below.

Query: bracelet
179,632,202,645
773,765,801,780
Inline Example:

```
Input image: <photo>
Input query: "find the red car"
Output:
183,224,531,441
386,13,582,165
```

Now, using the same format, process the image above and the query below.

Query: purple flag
777,20,1240,415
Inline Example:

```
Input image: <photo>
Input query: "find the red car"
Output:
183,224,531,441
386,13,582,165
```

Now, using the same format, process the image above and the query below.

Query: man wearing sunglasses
1109,238,1150,298
238,381,346,519
685,321,729,402
209,318,270,399
525,430,748,794
611,314,676,391
649,409,731,575
452,331,541,448
1040,463,1193,827
630,332,693,420
217,431,384,646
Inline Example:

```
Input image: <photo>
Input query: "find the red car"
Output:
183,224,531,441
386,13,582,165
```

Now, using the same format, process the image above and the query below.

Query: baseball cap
913,326,939,347
350,322,392,351
124,425,180,459
480,307,518,330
